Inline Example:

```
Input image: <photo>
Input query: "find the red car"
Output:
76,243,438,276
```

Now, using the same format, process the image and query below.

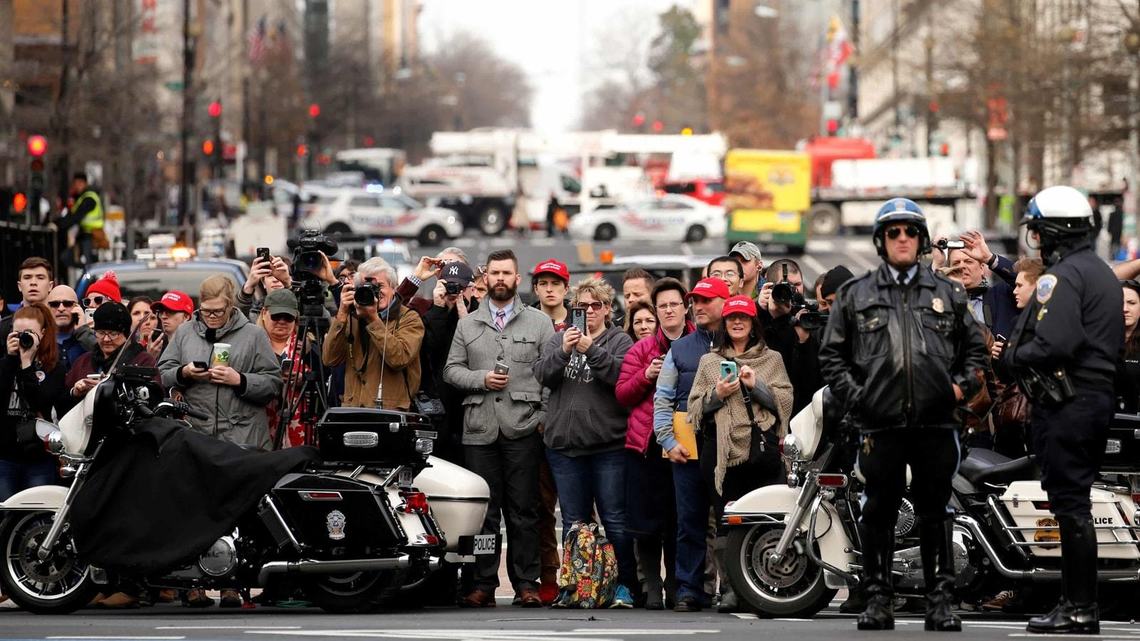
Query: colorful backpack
552,521,618,608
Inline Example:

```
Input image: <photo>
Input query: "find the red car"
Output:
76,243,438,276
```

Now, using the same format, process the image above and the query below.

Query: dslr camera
354,283,381,307
290,229,338,281
17,330,36,350
771,263,806,310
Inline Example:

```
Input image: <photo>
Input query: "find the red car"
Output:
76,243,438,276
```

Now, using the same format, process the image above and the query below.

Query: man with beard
444,249,555,608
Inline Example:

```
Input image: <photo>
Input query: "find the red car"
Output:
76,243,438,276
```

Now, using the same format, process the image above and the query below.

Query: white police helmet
1024,186,1093,222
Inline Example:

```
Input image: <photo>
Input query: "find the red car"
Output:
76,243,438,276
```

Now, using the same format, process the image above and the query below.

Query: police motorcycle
0,366,491,614
722,387,1140,618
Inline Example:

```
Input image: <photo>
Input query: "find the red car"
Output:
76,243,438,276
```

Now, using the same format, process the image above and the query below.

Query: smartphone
994,334,1007,343
719,360,739,382
150,328,164,343
570,306,586,333
192,360,209,371
944,240,966,250
86,374,103,381
256,247,271,264
494,361,510,376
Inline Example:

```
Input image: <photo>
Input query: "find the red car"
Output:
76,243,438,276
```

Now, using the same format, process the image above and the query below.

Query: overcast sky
419,0,696,133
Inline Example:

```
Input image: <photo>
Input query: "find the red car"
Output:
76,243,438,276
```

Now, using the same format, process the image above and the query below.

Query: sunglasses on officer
886,225,920,240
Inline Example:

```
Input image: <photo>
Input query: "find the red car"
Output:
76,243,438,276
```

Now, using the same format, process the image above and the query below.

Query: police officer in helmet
820,198,988,632
1005,186,1122,635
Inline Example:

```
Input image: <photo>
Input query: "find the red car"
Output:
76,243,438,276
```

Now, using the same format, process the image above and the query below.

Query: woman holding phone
63,303,156,411
687,294,792,612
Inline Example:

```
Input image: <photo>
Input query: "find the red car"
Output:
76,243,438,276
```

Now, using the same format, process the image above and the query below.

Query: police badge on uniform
326,510,347,540
1036,274,1058,304
931,298,944,313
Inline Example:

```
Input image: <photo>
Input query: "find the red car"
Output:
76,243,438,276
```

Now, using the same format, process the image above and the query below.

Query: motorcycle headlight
781,433,801,461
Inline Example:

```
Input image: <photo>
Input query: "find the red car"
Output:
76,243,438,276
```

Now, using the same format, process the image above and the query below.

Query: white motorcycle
722,388,1140,618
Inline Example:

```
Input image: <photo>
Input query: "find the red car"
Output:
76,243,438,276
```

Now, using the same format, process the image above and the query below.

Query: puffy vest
76,189,104,232
669,327,714,412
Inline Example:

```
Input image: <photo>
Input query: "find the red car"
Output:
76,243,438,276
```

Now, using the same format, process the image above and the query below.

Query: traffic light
26,135,48,157
651,120,664,133
201,140,215,155
308,103,321,119
296,144,309,157
208,100,222,119
632,113,645,127
826,119,839,135
12,192,27,214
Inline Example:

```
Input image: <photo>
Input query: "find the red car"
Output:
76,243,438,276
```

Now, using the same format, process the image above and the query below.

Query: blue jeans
672,460,710,601
546,447,638,592
0,458,60,502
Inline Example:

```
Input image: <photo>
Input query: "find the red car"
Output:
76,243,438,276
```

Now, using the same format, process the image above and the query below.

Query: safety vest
76,189,104,232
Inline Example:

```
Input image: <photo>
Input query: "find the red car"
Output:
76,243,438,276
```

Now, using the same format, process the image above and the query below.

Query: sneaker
981,590,1015,612
0,594,18,610
674,595,702,612
609,585,634,609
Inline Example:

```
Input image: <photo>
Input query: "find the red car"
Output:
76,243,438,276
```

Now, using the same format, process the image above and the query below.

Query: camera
17,330,35,350
771,263,805,308
935,238,966,251
795,309,829,331
354,283,380,307
289,229,338,281
444,281,464,296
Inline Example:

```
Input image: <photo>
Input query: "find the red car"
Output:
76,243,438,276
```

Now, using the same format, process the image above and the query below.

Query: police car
299,188,464,246
76,257,250,305
568,194,726,243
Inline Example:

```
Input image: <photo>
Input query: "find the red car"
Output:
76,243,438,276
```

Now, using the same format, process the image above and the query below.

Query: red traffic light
632,114,646,127
308,103,321,119
201,140,215,155
826,119,839,135
208,101,222,118
12,192,28,213
296,144,309,157
26,135,48,157
651,120,664,133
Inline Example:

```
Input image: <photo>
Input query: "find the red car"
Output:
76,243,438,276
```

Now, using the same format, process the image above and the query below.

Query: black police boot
856,524,894,631
920,519,962,632
1027,516,1099,635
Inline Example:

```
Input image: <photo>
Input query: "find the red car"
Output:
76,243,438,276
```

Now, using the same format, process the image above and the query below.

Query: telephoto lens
353,283,379,307
18,330,35,350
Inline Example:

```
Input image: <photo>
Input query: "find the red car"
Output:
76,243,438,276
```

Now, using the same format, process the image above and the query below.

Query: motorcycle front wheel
0,511,99,614
726,524,837,618
304,569,405,613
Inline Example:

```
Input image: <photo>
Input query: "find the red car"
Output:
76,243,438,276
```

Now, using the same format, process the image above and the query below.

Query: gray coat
158,309,283,448
443,296,555,445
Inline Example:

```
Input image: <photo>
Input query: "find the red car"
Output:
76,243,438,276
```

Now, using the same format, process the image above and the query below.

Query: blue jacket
977,254,1019,340
652,326,715,451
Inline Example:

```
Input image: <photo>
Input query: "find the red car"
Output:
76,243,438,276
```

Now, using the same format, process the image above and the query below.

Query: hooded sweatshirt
159,309,283,449
535,324,633,456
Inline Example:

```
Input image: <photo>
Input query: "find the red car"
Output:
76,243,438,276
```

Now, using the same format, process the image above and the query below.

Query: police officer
57,172,104,268
820,198,988,632
1005,186,1122,635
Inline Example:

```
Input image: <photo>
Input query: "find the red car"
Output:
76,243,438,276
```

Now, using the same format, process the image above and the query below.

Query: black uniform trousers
1030,388,1113,519
857,428,960,531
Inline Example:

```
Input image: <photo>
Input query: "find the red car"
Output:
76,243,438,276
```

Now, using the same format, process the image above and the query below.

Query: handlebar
153,400,209,421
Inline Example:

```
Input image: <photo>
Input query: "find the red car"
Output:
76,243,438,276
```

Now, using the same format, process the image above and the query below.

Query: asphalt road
440,232,882,285
3,602,1139,641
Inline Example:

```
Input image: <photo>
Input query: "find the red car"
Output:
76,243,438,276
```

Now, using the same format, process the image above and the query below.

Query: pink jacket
616,321,695,453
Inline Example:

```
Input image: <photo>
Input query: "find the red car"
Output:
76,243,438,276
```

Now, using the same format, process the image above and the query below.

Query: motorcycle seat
958,448,1038,486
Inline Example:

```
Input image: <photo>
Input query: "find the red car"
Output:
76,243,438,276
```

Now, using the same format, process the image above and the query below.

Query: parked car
299,189,464,246
661,178,725,207
568,194,726,243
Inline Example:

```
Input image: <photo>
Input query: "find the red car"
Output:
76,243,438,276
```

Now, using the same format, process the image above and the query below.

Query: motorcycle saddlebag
316,407,436,465
270,472,407,556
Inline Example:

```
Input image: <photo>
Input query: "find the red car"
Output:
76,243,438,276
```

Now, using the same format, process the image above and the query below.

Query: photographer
238,253,294,321
757,259,822,413
322,257,423,411
932,230,1018,341
395,247,471,316
421,260,478,462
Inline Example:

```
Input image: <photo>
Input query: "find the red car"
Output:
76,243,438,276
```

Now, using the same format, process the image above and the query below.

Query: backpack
552,521,618,608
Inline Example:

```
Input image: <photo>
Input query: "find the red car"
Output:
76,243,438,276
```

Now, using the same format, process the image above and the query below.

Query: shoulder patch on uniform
1036,274,1058,304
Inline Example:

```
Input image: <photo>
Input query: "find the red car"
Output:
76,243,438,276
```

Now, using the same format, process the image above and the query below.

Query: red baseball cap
152,290,194,316
532,259,570,283
686,277,731,301
722,295,758,318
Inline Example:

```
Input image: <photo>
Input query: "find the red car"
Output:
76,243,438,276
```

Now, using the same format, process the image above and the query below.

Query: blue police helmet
872,198,931,255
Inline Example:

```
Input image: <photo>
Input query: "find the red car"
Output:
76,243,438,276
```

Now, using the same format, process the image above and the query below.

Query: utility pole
56,0,71,206
848,0,859,122
178,0,193,231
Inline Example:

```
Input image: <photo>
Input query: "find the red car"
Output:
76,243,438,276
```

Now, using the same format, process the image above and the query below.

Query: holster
1015,365,1076,407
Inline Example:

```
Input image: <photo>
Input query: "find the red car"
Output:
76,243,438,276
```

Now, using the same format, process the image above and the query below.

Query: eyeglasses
579,301,606,311
270,313,297,323
199,307,229,319
82,295,107,308
709,270,739,280
47,300,78,309
886,225,920,240
656,302,685,311
94,330,123,340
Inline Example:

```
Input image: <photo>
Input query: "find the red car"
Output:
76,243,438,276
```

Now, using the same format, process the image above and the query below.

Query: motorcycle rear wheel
0,511,99,614
304,569,405,613
726,524,836,618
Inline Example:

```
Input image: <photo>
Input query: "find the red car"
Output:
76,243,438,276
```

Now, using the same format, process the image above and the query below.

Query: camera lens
18,331,35,350
772,282,793,304
444,281,463,296
354,284,377,307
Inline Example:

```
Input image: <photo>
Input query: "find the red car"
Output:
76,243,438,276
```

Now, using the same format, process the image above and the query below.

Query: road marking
48,637,186,640
844,248,877,272
244,630,720,640
156,627,302,631
802,254,827,277
680,243,693,256
731,613,758,620
809,240,835,253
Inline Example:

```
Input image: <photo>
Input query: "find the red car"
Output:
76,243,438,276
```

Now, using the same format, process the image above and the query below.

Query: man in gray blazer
444,249,555,608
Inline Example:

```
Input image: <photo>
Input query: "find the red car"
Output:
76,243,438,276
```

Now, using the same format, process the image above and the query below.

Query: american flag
248,15,267,64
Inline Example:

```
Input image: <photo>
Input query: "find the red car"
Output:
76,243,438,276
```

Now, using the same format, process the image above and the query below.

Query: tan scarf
687,343,793,494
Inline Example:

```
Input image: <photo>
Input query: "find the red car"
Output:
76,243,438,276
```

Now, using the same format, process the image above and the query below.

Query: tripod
272,300,331,450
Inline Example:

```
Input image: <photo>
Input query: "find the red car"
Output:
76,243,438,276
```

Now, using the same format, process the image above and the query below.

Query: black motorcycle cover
69,417,318,574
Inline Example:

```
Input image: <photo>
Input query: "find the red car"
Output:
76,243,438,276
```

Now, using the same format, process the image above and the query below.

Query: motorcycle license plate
473,534,497,555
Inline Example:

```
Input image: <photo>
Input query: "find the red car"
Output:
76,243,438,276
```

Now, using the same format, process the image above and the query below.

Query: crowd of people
2,189,1137,624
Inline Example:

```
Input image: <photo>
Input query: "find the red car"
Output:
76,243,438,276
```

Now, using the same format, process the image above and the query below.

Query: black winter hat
820,265,855,299
93,302,132,335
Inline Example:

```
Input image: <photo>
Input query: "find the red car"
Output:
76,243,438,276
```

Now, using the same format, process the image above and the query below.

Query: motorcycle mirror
35,418,60,441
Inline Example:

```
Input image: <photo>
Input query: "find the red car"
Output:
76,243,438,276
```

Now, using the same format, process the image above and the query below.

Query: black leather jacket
819,262,989,433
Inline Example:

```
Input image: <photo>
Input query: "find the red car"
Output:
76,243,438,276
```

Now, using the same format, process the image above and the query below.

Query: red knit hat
85,271,122,303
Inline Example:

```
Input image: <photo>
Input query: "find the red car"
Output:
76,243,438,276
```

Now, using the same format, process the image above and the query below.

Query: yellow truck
724,149,811,254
